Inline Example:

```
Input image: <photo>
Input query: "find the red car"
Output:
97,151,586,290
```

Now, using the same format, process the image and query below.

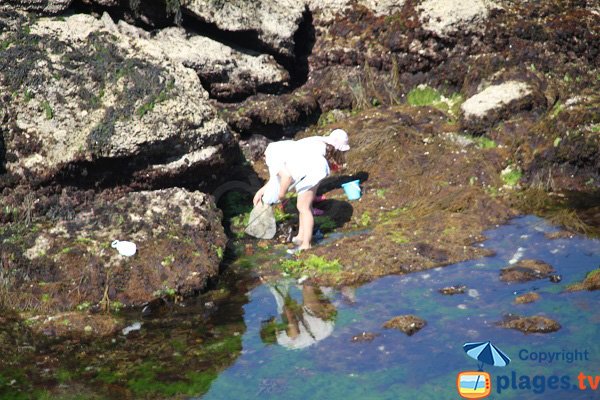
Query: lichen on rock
0,12,234,185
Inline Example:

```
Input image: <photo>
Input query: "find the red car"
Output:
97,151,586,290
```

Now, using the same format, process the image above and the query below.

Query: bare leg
296,188,317,250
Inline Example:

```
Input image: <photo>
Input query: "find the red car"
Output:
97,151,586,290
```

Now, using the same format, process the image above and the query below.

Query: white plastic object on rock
111,240,137,257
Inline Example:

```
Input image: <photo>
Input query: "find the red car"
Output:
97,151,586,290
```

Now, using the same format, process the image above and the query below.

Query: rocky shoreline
0,0,598,339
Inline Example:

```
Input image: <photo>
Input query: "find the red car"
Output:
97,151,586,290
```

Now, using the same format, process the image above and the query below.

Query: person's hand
253,188,264,206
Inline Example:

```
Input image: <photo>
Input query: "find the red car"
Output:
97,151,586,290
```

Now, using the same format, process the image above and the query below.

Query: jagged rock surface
180,0,306,58
0,13,235,186
20,188,226,308
0,0,72,14
146,27,290,101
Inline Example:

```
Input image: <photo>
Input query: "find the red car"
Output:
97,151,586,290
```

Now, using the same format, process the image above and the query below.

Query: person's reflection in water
260,282,336,350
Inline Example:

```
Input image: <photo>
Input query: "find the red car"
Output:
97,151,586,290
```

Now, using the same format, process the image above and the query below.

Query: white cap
324,129,350,152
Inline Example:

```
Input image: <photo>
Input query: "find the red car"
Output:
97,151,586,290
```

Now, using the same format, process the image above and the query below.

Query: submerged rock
514,292,540,304
439,285,467,295
500,314,561,334
500,259,554,283
350,331,380,342
567,268,600,292
382,315,426,336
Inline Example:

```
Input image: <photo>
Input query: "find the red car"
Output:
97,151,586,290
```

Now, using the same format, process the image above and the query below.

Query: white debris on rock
461,81,532,120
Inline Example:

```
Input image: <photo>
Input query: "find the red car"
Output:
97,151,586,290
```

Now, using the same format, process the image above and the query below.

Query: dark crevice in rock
68,1,315,103
70,0,177,30
49,143,243,192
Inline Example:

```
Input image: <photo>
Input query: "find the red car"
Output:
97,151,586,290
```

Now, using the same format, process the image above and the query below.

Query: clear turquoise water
199,216,600,400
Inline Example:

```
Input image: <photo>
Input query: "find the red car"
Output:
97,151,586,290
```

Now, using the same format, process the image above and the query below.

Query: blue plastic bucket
341,180,361,200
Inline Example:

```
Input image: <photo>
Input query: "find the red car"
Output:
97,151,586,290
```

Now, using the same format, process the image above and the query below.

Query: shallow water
199,216,600,400
2,216,599,399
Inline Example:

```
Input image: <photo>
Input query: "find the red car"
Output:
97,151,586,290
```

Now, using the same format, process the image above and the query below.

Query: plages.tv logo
457,341,511,399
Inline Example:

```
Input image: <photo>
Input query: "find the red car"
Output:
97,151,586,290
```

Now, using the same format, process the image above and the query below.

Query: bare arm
253,184,267,206
278,169,293,201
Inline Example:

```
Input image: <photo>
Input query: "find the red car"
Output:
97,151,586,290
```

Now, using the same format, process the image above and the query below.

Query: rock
382,315,426,336
219,90,319,139
0,0,72,14
438,285,467,295
545,230,575,240
350,331,379,342
146,27,290,101
500,315,561,334
548,274,562,283
239,134,272,162
28,312,123,337
500,259,554,283
21,187,226,308
460,81,537,133
0,13,235,186
305,0,406,20
568,268,600,292
180,0,306,58
514,292,540,304
418,0,500,37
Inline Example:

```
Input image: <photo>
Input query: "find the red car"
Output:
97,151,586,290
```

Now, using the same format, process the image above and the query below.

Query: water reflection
204,216,600,400
261,283,336,349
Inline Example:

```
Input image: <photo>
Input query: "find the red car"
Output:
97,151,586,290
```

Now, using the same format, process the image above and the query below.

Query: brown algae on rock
514,292,540,304
500,259,554,283
567,268,600,292
500,314,561,334
382,315,426,336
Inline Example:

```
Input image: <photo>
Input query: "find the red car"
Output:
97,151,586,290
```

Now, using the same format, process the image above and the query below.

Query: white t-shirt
264,139,330,197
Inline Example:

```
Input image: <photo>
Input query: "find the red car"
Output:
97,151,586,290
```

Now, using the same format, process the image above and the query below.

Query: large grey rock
418,0,501,36
462,81,532,119
180,0,305,57
146,27,290,101
0,0,72,14
0,13,234,184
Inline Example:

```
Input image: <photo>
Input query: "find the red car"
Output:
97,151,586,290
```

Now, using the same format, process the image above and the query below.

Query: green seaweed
281,255,342,276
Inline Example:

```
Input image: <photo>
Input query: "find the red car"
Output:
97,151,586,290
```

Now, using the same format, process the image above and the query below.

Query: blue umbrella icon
463,341,511,371
463,341,511,393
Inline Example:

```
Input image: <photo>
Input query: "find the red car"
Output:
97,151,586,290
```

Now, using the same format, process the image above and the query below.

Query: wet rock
382,315,426,336
146,27,290,101
500,314,561,334
500,259,554,283
0,13,234,186
350,331,380,342
20,188,226,308
567,268,600,292
239,134,272,162
514,292,540,304
28,312,123,337
439,285,467,295
0,0,72,14
418,0,501,36
219,91,319,139
548,274,562,283
180,0,306,57
545,230,575,240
